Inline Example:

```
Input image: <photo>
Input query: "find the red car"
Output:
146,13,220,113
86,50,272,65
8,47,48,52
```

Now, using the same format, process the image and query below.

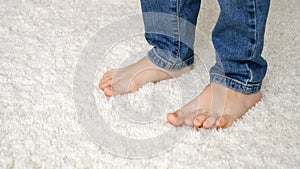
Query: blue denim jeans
141,0,270,94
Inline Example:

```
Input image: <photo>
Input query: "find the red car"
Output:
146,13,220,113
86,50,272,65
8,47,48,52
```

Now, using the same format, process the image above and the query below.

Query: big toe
167,110,185,126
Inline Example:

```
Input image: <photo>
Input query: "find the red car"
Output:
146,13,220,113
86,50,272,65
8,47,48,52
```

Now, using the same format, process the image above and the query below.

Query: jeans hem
148,48,194,70
210,73,262,94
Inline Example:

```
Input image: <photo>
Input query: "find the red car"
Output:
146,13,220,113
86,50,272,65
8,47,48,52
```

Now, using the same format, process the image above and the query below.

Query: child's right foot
99,57,192,97
167,83,262,128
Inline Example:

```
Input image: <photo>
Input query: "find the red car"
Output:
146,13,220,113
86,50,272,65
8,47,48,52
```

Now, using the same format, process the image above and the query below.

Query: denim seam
210,73,262,94
210,73,261,87
149,48,194,67
248,0,258,82
176,0,181,65
250,0,258,59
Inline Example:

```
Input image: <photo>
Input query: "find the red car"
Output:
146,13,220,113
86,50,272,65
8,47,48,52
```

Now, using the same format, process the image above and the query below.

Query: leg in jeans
210,0,270,94
142,0,201,70
99,0,201,96
167,0,270,128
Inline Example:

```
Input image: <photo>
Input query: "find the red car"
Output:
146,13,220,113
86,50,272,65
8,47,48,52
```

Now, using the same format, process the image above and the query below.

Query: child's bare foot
167,83,262,128
99,57,192,97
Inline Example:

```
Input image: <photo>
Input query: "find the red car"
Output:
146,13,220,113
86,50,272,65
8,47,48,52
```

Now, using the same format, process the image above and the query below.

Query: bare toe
216,115,233,128
101,74,114,83
99,70,115,89
167,110,185,126
103,87,113,97
203,115,218,129
100,72,114,83
101,70,115,81
193,112,209,127
184,111,198,126
99,78,113,89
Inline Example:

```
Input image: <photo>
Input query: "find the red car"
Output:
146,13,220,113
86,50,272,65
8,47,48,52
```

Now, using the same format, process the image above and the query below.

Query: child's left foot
167,83,262,128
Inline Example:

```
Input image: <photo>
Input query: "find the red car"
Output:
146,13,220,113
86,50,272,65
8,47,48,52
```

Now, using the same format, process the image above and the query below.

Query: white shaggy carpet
1,0,299,168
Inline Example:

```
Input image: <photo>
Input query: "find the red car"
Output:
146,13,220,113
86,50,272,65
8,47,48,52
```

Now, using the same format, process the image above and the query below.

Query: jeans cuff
210,73,262,94
148,48,194,70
